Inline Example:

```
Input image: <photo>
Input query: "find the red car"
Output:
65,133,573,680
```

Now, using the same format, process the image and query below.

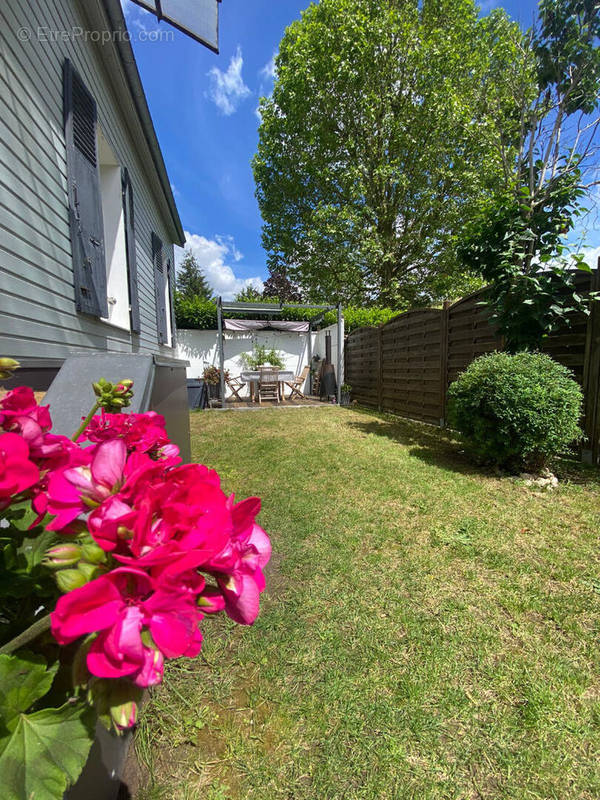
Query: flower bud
0,357,20,380
44,543,82,569
114,379,134,395
77,562,101,582
92,378,111,397
56,568,87,593
91,678,143,733
111,698,139,732
198,588,226,614
80,540,107,565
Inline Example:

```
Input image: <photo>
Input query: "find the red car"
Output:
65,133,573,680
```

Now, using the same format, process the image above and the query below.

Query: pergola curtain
224,319,310,333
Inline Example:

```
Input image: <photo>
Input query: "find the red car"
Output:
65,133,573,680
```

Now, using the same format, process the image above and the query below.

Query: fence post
439,301,451,427
582,263,600,465
378,326,383,412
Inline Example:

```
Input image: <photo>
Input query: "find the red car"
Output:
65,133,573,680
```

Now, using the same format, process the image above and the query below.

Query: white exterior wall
177,323,344,399
0,0,177,361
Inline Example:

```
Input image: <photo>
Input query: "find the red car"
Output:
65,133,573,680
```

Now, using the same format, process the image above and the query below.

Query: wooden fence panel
343,269,599,462
447,290,502,385
344,326,380,407
380,310,444,424
542,271,593,385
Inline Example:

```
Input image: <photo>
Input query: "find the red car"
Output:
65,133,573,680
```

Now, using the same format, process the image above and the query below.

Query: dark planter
64,723,132,800
186,379,207,410
341,392,351,406
207,383,220,400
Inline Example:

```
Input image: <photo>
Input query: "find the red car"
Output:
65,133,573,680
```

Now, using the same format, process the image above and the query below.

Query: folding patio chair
285,365,310,401
225,374,245,402
258,367,280,405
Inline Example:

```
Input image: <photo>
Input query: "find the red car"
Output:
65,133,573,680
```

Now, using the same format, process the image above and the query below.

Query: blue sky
122,0,599,298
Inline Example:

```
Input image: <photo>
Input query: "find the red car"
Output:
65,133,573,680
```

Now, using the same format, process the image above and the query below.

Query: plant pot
207,383,220,400
341,392,351,406
64,722,133,800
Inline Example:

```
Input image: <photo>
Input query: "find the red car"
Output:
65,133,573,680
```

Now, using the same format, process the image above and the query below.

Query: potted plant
240,346,285,370
0,361,271,799
202,365,229,402
340,383,352,406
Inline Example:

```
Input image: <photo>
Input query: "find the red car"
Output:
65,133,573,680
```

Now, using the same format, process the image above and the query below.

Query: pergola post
307,322,313,395
217,296,226,408
336,302,343,405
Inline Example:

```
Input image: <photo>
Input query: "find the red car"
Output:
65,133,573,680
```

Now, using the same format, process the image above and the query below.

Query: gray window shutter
121,168,141,333
63,59,107,318
166,257,176,347
152,232,168,344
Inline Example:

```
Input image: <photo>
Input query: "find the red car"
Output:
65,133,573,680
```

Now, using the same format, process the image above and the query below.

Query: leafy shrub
447,351,583,471
202,366,229,385
334,306,403,331
175,295,218,329
174,295,403,334
240,346,285,369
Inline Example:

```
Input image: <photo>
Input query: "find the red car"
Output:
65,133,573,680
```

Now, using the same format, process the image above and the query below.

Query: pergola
216,299,344,408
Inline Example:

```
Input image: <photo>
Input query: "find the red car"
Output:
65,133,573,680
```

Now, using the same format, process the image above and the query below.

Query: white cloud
255,53,278,124
580,245,600,269
207,46,251,115
215,234,243,262
120,0,159,33
175,231,264,300
260,54,277,82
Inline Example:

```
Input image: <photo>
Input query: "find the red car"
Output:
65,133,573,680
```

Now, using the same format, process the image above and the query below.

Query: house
0,0,195,389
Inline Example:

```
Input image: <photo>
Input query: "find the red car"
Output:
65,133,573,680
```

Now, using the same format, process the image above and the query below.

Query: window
152,232,173,346
97,128,129,330
63,60,140,333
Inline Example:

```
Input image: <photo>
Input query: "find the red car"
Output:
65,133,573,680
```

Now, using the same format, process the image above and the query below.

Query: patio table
240,370,295,403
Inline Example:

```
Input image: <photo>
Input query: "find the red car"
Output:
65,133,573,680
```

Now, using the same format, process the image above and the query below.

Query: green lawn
137,407,600,800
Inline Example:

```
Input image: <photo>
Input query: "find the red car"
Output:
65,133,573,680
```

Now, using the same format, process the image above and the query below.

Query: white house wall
0,0,176,360
176,323,344,398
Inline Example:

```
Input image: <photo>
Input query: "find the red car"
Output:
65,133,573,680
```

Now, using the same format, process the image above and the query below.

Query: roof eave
99,0,185,246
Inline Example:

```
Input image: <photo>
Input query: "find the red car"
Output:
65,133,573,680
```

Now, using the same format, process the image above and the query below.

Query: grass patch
136,407,600,799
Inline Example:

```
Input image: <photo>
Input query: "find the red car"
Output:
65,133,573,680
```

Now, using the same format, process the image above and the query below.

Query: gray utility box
44,353,191,463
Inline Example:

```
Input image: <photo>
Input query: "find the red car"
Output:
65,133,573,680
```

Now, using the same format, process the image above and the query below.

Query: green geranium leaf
0,702,95,800
6,500,40,533
16,527,57,572
0,653,58,733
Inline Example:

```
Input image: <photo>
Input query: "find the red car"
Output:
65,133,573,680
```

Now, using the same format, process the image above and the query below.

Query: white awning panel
130,0,220,52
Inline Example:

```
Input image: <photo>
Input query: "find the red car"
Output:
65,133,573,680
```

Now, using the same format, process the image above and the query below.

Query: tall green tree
458,0,600,351
234,285,264,302
262,268,303,303
176,250,213,301
253,0,527,307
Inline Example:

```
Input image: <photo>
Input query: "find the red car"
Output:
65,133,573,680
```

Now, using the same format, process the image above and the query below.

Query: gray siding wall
0,0,177,360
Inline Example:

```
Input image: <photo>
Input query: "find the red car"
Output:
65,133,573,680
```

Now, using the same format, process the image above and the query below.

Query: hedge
174,296,403,334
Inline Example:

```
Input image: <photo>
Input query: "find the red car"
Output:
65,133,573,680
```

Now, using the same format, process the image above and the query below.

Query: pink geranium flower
0,387,73,470
110,464,233,576
51,567,203,686
0,386,50,426
0,432,39,503
47,439,128,530
206,497,272,625
82,411,179,463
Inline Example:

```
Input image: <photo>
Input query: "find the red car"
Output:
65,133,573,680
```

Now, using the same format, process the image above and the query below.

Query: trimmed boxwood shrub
447,351,583,471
